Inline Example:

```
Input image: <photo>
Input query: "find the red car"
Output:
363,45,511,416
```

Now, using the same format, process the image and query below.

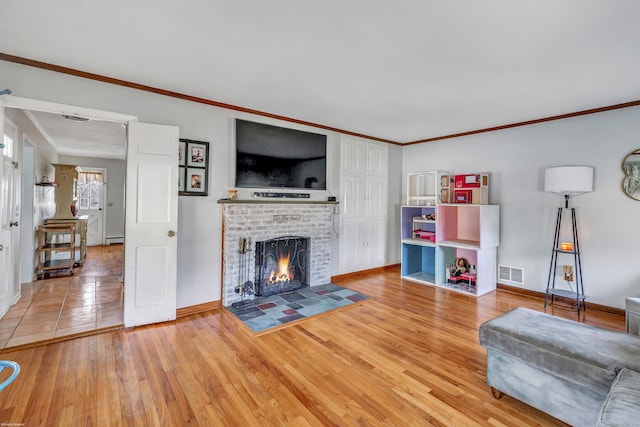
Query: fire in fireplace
255,236,309,297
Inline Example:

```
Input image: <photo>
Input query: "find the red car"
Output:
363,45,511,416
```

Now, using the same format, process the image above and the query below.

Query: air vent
498,264,524,284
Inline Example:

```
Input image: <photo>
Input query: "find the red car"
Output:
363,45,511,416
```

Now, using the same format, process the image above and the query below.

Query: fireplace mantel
218,199,338,205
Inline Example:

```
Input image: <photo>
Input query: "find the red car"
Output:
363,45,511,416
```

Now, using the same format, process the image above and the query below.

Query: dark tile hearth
227,283,371,334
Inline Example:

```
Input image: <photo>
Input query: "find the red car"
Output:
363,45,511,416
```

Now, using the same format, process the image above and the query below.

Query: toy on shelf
451,257,469,277
452,173,489,204
447,258,477,285
413,230,436,241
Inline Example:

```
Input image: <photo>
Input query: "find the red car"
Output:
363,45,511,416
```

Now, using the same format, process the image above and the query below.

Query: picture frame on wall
179,138,209,196
178,167,185,192
187,140,207,167
186,168,207,193
178,140,186,166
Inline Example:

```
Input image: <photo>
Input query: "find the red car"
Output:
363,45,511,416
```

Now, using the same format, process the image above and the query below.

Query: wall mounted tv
235,119,327,190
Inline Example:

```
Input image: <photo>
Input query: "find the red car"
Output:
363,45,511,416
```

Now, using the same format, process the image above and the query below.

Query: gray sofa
479,307,640,426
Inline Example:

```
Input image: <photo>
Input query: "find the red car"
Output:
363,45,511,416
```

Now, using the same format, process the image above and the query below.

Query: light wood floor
0,245,124,349
0,267,624,426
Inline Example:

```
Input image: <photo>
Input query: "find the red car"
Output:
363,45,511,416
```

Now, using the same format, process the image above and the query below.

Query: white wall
59,155,125,241
12,59,633,310
402,106,640,309
0,60,401,309
4,108,58,282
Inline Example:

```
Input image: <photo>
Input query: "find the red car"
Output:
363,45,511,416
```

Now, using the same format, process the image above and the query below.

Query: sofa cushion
597,368,640,427
479,307,640,390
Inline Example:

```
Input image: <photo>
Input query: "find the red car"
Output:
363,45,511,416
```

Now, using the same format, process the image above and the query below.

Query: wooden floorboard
0,267,624,426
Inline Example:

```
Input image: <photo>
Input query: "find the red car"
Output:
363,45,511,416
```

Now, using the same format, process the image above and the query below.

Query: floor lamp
544,166,594,318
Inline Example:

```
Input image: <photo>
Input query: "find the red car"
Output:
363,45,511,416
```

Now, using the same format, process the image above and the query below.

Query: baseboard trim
497,283,625,317
177,301,221,318
332,263,401,282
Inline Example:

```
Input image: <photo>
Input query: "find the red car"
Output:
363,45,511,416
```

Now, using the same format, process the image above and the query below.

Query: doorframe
3,94,137,305
3,116,21,305
20,136,35,284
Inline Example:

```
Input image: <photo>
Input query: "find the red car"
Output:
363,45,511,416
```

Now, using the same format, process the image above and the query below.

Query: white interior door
124,121,179,327
1,109,17,314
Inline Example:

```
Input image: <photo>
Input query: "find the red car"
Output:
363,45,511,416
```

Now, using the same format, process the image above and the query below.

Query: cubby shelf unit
406,171,449,206
401,203,500,296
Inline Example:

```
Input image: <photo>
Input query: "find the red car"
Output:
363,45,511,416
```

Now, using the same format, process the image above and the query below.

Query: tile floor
0,274,123,349
227,283,371,334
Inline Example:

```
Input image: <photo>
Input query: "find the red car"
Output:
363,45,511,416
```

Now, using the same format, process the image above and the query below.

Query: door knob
10,222,18,227
168,230,176,237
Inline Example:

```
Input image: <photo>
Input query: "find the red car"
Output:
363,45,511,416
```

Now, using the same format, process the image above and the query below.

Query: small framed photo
440,188,450,204
187,141,207,167
179,139,209,196
178,167,185,192
178,140,186,166
441,174,449,188
186,168,207,193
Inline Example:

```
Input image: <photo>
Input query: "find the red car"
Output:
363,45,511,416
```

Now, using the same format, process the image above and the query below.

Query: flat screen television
235,119,327,190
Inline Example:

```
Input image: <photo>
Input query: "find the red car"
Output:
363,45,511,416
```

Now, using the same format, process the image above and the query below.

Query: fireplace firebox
255,236,309,297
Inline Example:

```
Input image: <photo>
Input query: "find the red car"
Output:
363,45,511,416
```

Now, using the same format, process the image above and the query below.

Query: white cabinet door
341,174,366,217
366,219,387,267
366,143,388,177
340,218,367,273
339,137,388,274
366,177,388,217
341,138,366,176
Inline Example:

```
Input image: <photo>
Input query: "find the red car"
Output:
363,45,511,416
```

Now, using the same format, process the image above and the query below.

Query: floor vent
498,264,524,284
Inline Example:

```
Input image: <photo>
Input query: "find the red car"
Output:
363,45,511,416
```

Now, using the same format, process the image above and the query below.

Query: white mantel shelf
217,199,339,205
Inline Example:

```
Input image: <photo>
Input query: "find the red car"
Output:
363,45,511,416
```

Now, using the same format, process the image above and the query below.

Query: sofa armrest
597,368,640,427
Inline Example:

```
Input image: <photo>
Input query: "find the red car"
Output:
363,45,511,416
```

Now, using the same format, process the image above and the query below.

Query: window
77,171,104,210
2,133,12,157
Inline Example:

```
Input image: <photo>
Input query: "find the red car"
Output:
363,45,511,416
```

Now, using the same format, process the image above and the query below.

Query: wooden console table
45,215,89,265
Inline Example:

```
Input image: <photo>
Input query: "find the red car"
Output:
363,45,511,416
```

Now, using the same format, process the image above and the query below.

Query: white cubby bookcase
401,203,500,296
406,171,450,206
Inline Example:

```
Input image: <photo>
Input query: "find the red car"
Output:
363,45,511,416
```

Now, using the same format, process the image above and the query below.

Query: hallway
0,245,124,350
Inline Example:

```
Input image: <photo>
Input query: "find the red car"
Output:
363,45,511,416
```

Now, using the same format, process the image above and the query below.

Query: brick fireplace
221,202,334,306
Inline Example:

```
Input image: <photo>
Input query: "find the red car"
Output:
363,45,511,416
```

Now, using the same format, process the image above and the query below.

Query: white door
365,219,387,267
341,174,365,217
365,143,388,177
366,177,388,217
339,218,367,273
340,138,366,175
77,169,106,246
1,110,18,314
124,121,179,327
6,119,21,298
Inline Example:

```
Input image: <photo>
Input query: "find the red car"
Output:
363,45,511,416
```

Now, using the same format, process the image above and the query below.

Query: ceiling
24,110,127,159
2,1,640,157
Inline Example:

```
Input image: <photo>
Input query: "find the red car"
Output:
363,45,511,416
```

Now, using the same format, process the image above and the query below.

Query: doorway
0,95,179,348
1,112,126,348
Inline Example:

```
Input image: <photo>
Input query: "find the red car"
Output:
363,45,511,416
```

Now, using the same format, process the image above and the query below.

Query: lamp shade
544,166,594,196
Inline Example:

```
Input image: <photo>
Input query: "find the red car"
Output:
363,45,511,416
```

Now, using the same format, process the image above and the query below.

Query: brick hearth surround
222,203,334,307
